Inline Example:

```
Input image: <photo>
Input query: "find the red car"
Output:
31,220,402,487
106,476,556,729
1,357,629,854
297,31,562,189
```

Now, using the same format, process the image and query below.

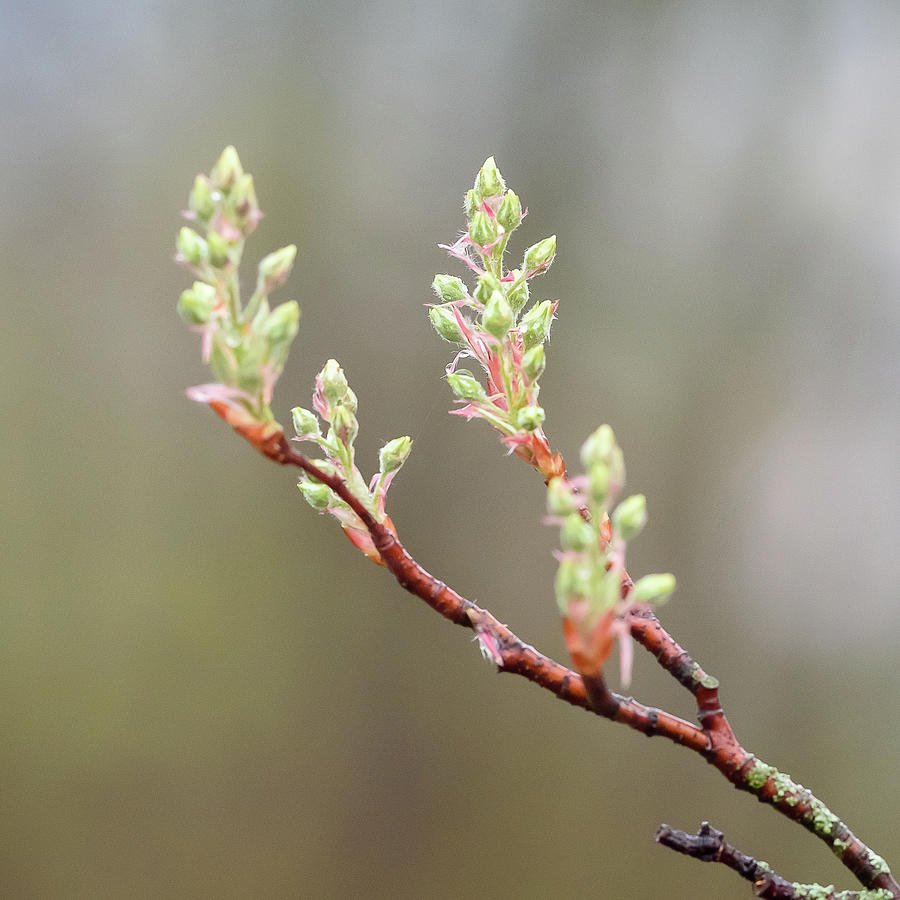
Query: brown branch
218,416,897,897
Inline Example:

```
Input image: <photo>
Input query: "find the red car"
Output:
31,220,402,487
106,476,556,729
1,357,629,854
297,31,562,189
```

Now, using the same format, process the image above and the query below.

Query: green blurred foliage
2,2,899,897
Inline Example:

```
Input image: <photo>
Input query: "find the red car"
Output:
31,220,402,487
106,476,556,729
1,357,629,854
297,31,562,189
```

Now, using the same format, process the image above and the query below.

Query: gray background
2,1,899,897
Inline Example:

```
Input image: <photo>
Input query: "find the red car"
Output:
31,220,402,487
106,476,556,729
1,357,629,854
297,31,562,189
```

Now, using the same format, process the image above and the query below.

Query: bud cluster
292,360,412,563
429,157,559,469
176,146,299,421
548,426,675,683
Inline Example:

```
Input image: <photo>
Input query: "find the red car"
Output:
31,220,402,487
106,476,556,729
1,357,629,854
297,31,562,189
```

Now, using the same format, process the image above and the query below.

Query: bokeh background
3,2,899,897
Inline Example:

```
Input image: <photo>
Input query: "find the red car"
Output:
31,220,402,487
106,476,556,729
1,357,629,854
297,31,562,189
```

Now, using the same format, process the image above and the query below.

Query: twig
213,413,898,897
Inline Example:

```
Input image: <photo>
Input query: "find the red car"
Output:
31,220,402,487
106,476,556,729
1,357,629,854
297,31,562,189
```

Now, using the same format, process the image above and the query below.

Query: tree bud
258,245,297,294
188,175,216,221
523,235,556,275
210,145,244,191
522,344,545,381
520,299,554,349
483,290,513,340
298,480,332,510
506,270,529,313
516,404,545,431
432,274,467,303
176,227,209,266
291,407,320,438
475,156,505,198
177,282,216,324
468,210,496,247
321,359,349,405
497,190,522,232
561,513,594,552
632,573,676,605
379,436,413,474
429,305,466,343
447,369,487,402
547,477,577,516
612,494,647,542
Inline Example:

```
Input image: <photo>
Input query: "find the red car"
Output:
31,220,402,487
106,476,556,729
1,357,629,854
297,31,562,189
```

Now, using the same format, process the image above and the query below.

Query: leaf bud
432,274,467,303
632,573,677,605
210,145,244,191
320,359,349,405
176,227,209,266
177,282,216,324
516,404,545,432
546,477,577,516
483,290,513,340
291,406,320,438
555,558,590,613
523,235,556,275
263,301,300,346
522,344,545,381
496,190,522,232
298,480,333,510
447,369,487,402
258,245,297,294
612,494,647,542
429,305,466,343
519,299,554,349
379,436,413,474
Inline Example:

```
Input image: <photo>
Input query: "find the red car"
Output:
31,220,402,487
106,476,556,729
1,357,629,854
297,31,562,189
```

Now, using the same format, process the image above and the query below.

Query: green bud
446,369,487,402
177,227,209,266
321,359,349,405
177,281,217,324
298,480,332,510
588,461,609,506
593,569,622,615
612,494,647,542
206,230,230,268
475,156,505,198
342,387,358,414
520,299,554,349
331,404,358,448
210,145,244,191
580,424,616,468
546,477,577,516
555,558,590,613
432,274,467,303
496,190,522,232
379,436,413,474
506,270,529,313
232,173,258,218
522,344,546,381
263,301,300,344
468,210,496,247
464,189,480,219
188,175,216,221
473,272,502,304
632,573,677,605
561,513,594,552
516,404,545,432
483,290,513,340
429,305,466,343
258,245,297,294
291,407,320,438
523,235,556,275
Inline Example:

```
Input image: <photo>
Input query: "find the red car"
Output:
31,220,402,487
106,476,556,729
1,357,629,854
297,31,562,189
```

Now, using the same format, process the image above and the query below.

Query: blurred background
3,1,899,897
